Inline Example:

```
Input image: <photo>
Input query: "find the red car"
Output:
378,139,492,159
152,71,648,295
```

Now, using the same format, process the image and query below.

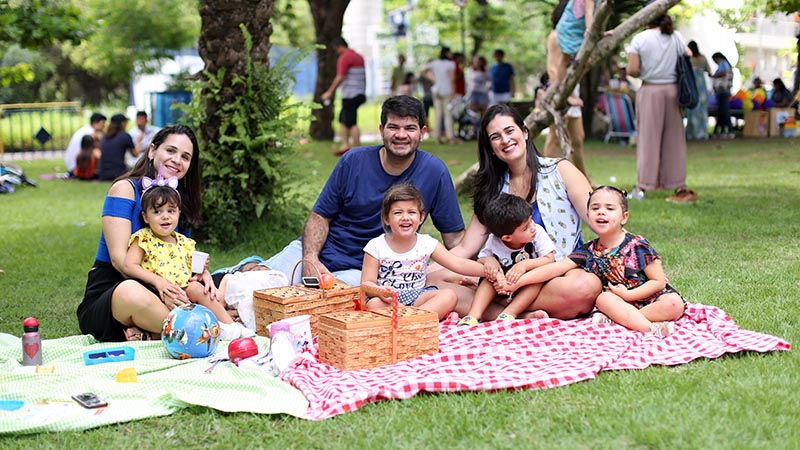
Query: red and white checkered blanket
284,303,790,420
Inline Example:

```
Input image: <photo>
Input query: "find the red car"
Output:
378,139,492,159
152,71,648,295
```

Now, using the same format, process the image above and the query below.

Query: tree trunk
308,0,351,141
794,33,800,95
197,0,274,149
469,0,490,57
455,0,682,189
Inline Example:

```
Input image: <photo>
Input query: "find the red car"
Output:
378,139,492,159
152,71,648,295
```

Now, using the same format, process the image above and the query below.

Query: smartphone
71,392,108,409
302,276,320,289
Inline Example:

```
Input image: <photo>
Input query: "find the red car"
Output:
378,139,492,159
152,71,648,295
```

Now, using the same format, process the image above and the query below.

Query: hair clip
142,164,178,193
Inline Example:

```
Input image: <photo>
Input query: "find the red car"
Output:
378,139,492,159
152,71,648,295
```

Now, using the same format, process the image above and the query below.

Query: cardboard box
743,111,769,137
769,108,795,137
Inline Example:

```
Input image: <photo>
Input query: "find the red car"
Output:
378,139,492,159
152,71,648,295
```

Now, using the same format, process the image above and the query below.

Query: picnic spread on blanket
0,281,790,434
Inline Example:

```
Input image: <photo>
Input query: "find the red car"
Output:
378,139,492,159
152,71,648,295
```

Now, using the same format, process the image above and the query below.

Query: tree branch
525,0,681,134
455,0,682,190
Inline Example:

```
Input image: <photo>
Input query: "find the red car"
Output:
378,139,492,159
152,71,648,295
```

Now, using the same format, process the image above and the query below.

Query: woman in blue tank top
77,125,205,342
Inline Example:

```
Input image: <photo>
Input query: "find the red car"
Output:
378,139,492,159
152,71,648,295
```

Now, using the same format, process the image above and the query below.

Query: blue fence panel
150,91,192,128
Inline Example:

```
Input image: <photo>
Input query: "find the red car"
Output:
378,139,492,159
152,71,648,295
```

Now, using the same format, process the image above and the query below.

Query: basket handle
359,283,399,364
290,259,327,299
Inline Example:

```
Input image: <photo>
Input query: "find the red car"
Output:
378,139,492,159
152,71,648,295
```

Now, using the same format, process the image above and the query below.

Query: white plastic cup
191,251,209,274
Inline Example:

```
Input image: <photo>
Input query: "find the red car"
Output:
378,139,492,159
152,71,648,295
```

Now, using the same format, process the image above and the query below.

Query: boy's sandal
457,315,481,327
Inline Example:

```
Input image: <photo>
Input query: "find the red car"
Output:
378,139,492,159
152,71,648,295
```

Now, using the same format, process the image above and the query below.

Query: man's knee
263,239,303,283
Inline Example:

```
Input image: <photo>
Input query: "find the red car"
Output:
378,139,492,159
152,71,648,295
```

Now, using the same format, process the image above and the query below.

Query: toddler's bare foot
519,310,549,320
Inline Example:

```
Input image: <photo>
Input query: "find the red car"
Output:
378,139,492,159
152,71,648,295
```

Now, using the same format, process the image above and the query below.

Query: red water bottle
22,317,42,366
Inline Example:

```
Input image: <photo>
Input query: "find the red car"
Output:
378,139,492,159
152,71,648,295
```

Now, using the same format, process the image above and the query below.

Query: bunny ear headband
142,164,179,193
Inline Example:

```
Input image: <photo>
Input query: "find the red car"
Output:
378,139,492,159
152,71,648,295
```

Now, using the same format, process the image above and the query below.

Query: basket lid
319,310,391,329
253,285,322,304
372,305,438,323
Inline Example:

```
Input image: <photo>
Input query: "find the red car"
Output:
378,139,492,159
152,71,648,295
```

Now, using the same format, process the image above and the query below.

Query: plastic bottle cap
23,317,39,331
270,322,290,336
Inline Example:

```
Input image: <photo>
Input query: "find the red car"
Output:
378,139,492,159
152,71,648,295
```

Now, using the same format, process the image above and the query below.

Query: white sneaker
240,325,256,338
219,321,250,341
627,188,645,201
650,322,676,338
591,312,613,325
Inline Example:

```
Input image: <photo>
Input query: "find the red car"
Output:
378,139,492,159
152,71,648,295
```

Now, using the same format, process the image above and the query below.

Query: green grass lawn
1,136,799,448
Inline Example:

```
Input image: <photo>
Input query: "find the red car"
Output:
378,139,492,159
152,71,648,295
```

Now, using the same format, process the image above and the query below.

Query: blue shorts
397,285,438,306
366,285,438,306
468,91,489,107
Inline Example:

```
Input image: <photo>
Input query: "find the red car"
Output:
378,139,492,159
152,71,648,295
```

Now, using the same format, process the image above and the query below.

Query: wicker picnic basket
317,284,439,371
252,260,359,336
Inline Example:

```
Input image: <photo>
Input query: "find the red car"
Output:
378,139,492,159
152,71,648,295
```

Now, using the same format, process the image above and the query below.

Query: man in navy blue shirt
263,95,465,286
489,49,515,106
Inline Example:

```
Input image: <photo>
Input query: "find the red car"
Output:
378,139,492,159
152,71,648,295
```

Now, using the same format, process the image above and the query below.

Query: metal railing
0,102,82,155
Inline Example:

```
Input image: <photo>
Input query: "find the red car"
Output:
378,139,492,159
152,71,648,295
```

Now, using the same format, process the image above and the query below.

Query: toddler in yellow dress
123,174,253,340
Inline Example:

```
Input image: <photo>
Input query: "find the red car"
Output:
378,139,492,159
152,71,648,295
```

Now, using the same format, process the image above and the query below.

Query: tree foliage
0,0,87,48
0,0,88,101
67,0,200,88
271,0,315,49
0,0,200,104
764,0,800,14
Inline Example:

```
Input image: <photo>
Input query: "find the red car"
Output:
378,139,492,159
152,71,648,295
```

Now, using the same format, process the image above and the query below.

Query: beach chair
602,92,636,144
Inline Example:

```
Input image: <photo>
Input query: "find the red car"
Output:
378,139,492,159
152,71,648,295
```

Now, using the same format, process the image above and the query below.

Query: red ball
227,337,259,365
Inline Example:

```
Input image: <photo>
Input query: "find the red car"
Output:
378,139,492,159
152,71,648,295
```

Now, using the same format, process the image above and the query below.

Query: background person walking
627,15,697,204
322,37,367,156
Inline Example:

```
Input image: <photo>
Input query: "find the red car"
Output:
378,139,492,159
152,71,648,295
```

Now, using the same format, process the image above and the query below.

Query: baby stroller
450,98,481,141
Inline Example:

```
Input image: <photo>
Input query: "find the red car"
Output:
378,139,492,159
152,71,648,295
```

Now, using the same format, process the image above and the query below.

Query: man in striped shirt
322,37,367,156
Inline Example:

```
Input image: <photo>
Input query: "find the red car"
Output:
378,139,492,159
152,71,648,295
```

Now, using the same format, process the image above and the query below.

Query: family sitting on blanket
76,97,681,343
263,99,600,323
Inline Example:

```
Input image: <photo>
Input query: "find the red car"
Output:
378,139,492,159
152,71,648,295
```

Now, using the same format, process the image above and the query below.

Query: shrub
182,26,315,245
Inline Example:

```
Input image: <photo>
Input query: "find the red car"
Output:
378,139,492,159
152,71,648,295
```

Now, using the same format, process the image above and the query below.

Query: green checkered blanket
0,333,308,434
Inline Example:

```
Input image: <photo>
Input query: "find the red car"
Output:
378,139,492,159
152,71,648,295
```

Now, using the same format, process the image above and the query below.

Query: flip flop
124,326,155,341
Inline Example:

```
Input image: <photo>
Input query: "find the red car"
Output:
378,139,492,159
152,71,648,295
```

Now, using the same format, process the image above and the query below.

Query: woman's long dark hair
650,14,674,35
75,134,95,177
473,103,541,223
121,125,202,229
712,52,730,66
688,40,701,57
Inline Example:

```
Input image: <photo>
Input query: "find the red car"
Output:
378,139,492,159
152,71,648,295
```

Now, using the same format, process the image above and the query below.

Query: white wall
343,0,386,97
